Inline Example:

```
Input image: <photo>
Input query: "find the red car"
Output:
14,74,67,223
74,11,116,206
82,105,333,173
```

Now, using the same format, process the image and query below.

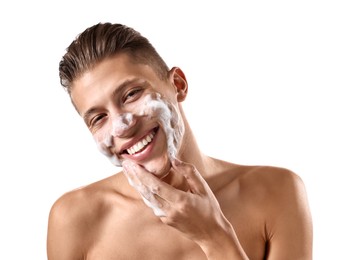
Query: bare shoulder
241,165,307,196
211,158,305,196
211,158,311,219
231,163,309,209
47,173,124,259
233,164,312,258
49,176,112,221
212,160,312,258
48,183,100,230
47,186,90,259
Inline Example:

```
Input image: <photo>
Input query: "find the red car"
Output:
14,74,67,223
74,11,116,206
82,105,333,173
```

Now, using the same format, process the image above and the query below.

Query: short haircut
59,22,169,95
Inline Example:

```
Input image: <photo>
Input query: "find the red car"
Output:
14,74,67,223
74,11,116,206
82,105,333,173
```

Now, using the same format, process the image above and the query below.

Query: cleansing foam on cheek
95,130,122,167
93,113,137,167
139,93,185,161
92,92,185,168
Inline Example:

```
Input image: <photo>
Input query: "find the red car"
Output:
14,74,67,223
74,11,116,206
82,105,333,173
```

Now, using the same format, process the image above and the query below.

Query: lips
126,131,156,155
120,127,158,156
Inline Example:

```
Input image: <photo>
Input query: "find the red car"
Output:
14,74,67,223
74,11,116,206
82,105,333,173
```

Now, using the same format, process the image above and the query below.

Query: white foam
126,173,166,217
142,197,166,217
93,92,184,167
139,93,184,161
111,113,135,136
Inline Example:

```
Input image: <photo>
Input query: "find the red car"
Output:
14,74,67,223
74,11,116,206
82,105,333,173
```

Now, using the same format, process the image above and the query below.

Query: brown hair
59,22,169,94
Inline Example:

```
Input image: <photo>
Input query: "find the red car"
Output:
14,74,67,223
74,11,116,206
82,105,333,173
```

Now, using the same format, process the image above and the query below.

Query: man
47,22,312,259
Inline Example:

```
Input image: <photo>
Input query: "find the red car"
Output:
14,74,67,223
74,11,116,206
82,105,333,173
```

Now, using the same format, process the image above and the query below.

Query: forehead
70,53,165,115
73,53,155,88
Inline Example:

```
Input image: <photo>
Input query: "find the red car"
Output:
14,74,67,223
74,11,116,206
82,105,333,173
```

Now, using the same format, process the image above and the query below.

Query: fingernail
122,160,133,174
122,160,134,168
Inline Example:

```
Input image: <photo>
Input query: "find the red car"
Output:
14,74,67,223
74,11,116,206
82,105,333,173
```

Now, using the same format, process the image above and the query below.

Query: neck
161,115,213,191
178,119,209,174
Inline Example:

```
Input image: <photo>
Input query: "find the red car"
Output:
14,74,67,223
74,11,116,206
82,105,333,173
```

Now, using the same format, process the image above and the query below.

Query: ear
168,67,188,102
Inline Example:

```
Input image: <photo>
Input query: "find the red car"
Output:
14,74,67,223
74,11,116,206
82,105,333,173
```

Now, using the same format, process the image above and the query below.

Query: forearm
197,219,249,260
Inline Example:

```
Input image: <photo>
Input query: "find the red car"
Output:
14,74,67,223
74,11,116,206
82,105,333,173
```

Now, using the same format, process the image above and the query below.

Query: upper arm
47,193,86,260
265,169,313,260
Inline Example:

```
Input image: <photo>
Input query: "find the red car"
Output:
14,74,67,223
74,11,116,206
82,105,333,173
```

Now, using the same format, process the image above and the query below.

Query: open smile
121,127,158,156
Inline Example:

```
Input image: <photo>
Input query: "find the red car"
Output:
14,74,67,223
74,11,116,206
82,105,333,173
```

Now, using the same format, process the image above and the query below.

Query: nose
110,113,137,137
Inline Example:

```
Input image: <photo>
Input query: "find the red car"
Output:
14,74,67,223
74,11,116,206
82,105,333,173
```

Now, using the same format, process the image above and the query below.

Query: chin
143,156,171,179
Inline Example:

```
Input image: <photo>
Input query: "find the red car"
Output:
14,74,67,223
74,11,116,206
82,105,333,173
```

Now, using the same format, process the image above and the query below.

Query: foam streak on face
139,93,184,161
93,92,185,167
125,173,166,217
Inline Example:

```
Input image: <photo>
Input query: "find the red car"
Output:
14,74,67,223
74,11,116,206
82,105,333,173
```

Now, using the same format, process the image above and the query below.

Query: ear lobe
169,67,188,102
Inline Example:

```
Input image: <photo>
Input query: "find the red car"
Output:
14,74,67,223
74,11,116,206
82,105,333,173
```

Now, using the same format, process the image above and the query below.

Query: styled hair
59,22,169,94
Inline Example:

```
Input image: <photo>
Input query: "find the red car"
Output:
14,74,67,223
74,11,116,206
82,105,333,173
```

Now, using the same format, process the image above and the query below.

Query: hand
122,159,229,243
122,159,248,259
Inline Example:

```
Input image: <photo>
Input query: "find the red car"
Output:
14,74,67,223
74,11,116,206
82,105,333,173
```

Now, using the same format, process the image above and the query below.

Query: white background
0,1,352,259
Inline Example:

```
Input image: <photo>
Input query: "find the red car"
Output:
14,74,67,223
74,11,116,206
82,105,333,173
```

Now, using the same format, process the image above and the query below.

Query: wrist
197,219,249,260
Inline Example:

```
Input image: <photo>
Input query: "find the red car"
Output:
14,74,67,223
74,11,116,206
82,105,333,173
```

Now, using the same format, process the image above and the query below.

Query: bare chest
85,202,207,260
84,173,268,260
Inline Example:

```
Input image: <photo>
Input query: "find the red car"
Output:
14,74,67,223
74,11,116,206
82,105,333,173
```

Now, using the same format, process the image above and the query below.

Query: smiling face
70,53,187,178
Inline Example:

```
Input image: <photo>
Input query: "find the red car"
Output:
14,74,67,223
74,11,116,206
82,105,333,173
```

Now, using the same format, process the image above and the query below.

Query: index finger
122,160,182,203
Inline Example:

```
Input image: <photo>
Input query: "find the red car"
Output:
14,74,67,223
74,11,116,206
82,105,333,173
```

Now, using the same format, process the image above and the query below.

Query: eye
90,114,106,127
123,88,143,104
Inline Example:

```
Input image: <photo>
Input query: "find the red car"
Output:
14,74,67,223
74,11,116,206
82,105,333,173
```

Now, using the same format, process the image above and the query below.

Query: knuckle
151,185,160,194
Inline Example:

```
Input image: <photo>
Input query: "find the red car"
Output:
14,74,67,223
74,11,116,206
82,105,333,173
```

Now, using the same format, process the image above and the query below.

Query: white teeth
127,132,155,155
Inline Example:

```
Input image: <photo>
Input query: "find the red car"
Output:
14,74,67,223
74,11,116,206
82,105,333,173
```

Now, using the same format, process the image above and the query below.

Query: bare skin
47,54,312,260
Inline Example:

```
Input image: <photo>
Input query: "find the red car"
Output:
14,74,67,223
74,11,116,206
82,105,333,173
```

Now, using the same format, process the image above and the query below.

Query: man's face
70,53,185,178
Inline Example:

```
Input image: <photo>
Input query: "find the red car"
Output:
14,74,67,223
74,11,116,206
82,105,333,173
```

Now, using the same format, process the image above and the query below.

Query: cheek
140,93,185,159
94,128,122,167
163,103,185,159
93,125,112,151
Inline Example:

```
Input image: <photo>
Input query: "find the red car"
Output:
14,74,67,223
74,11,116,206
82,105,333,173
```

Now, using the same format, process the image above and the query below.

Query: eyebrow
82,78,148,125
